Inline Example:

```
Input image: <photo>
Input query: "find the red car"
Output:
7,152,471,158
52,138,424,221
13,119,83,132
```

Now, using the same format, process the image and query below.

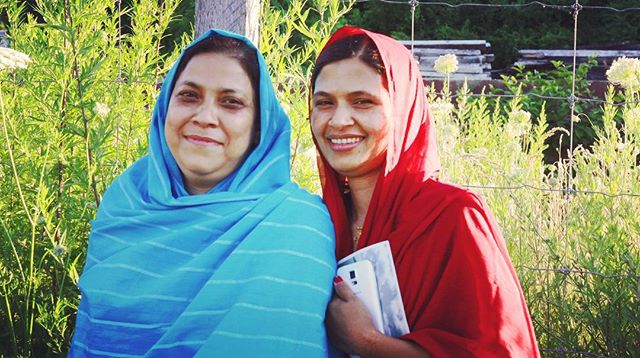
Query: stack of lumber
400,40,494,81
514,49,640,80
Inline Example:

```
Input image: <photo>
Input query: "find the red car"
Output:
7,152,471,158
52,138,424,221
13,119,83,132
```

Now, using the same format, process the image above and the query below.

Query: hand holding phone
336,259,384,333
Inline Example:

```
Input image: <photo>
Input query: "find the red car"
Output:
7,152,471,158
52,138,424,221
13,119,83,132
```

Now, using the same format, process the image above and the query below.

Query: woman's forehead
314,58,385,95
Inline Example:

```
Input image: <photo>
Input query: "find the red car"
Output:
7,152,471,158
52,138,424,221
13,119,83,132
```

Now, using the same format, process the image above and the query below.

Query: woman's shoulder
264,183,335,248
419,179,486,210
277,183,331,217
105,156,149,190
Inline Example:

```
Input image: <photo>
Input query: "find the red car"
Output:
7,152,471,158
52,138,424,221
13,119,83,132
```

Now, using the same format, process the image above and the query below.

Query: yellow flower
433,54,458,75
0,47,32,71
606,57,640,91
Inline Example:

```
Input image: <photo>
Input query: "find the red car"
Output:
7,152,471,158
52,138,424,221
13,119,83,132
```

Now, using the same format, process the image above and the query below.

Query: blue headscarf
69,30,336,357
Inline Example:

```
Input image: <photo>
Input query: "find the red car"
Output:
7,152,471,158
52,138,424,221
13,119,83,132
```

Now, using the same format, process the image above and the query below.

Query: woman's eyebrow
347,90,377,97
312,91,331,98
174,80,200,89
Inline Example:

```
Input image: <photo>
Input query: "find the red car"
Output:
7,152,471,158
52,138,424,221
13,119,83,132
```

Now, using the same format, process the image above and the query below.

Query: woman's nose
193,100,219,127
328,103,354,129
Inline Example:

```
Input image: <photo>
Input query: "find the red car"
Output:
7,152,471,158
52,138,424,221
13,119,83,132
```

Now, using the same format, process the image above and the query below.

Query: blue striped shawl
69,30,336,357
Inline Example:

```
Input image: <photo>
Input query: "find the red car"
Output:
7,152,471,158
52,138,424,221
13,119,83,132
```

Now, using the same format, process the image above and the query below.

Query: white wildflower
506,140,521,154
472,147,488,156
95,102,111,117
53,244,67,258
510,166,524,178
505,110,532,137
433,54,458,75
505,122,528,138
606,57,640,91
0,47,32,71
624,107,640,125
429,101,454,119
439,122,459,150
509,109,531,126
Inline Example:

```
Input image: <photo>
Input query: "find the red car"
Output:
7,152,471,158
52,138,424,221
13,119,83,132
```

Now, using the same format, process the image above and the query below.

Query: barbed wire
353,0,640,13
0,78,158,86
461,183,640,199
3,78,640,108
446,92,640,107
518,266,640,279
539,348,621,358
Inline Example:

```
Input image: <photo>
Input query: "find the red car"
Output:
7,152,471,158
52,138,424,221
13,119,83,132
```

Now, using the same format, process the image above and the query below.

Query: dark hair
311,34,386,91
172,36,261,143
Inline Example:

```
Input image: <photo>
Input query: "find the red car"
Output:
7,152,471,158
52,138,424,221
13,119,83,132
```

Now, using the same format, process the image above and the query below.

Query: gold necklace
352,225,363,250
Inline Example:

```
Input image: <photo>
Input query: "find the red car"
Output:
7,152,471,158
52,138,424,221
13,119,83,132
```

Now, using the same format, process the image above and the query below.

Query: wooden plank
412,48,483,56
418,64,490,74
400,40,491,53
519,49,640,58
418,55,488,65
513,59,550,66
421,71,492,81
418,64,492,73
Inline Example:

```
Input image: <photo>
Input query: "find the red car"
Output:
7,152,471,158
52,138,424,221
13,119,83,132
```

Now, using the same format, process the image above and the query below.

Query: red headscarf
311,26,540,356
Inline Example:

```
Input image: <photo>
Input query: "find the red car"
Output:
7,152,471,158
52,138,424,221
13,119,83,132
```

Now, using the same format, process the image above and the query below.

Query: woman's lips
185,134,222,146
328,136,364,151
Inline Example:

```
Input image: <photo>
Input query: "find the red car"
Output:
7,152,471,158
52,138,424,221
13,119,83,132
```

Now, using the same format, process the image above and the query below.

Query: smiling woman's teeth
331,138,361,144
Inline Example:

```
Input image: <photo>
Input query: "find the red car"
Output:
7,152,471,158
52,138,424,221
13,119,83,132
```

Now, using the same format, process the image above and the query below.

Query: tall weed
0,0,185,354
430,74,639,355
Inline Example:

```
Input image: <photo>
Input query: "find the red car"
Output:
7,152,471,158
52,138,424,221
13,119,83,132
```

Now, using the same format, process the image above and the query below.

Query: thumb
333,275,355,301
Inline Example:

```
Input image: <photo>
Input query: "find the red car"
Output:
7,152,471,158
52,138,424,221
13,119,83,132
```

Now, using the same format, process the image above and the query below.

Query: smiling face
311,57,391,180
165,52,256,194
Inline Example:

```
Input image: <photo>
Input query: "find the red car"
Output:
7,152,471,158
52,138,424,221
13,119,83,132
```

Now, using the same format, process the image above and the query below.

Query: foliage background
0,0,638,356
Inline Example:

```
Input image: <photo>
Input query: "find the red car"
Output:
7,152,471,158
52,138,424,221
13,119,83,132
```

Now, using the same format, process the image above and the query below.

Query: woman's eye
314,99,332,108
220,97,247,110
177,90,198,101
354,98,374,107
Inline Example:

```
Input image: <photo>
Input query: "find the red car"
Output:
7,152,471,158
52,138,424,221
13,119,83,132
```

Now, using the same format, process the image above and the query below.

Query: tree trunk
194,0,261,47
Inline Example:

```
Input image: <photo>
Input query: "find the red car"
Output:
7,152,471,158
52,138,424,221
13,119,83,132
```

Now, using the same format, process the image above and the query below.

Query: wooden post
194,0,261,47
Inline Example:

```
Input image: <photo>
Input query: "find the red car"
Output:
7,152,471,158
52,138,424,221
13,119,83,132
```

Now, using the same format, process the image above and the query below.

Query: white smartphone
336,259,384,333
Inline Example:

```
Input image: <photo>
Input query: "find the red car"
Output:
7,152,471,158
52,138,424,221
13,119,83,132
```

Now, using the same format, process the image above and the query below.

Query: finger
333,275,355,301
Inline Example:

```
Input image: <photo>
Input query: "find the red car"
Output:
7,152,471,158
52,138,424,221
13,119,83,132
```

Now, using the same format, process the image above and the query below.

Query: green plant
492,59,604,163
428,68,639,356
0,0,186,354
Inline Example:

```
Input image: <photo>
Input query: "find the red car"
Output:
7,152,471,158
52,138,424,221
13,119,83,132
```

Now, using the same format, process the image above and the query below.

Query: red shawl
312,26,540,356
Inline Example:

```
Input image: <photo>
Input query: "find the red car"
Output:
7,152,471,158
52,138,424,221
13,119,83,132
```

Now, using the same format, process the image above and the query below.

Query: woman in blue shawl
69,30,336,357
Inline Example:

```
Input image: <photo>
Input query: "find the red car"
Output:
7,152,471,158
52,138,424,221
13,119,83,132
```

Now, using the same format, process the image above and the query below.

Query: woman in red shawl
309,26,540,357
